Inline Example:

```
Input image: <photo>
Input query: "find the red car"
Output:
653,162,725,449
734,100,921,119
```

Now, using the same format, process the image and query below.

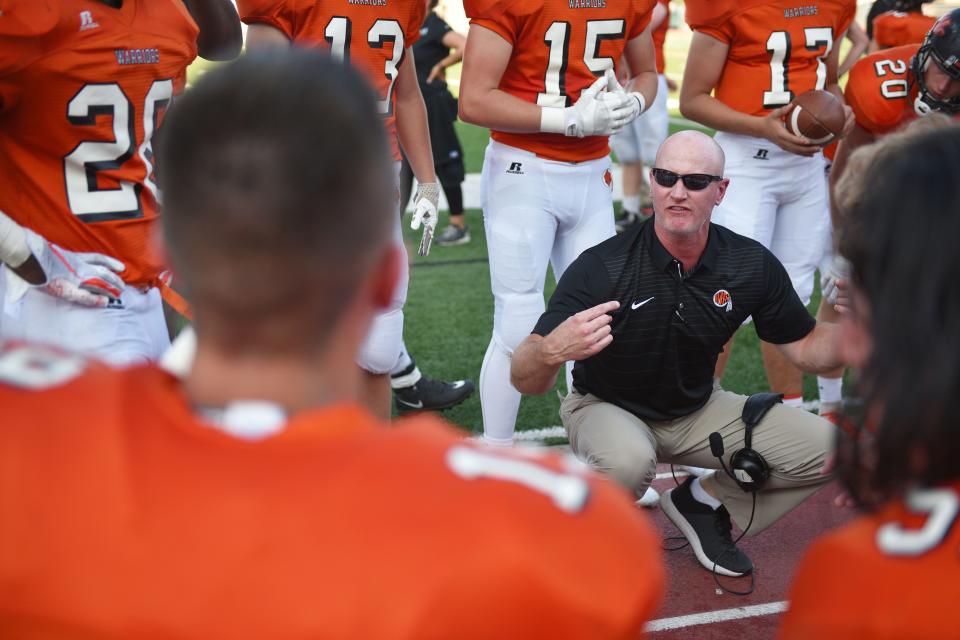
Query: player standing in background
459,0,659,446
0,51,665,637
832,9,960,188
236,0,474,419
680,0,855,416
779,121,960,640
0,0,240,365
868,0,936,52
611,0,670,232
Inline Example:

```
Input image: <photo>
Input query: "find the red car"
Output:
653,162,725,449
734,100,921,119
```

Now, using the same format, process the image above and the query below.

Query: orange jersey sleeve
780,482,960,639
873,11,936,49
238,0,426,161
0,0,198,288
466,0,656,162
687,0,857,116
0,347,664,638
845,45,920,135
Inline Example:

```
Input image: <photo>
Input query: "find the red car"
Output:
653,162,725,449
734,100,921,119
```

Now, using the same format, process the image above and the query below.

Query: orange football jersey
465,0,656,162
845,44,921,135
873,10,935,49
0,0,198,288
652,0,670,75
238,0,426,162
686,0,856,116
780,481,960,639
0,343,664,639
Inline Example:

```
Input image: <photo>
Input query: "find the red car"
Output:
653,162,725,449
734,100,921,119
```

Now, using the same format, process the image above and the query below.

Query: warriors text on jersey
686,0,856,116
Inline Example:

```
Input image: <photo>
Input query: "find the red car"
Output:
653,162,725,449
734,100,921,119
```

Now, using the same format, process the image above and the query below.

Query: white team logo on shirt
713,289,733,312
79,10,100,31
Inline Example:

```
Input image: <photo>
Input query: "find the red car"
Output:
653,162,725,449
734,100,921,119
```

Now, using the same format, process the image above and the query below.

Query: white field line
645,601,788,632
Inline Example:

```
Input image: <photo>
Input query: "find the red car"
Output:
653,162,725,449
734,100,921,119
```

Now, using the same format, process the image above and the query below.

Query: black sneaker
615,209,639,233
435,224,471,246
660,477,753,577
393,376,475,415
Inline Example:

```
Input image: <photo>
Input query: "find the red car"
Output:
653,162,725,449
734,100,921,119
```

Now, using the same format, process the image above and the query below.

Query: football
783,90,846,144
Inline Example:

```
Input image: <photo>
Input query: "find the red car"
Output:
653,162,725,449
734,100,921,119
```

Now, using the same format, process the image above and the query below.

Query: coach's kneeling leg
560,389,658,500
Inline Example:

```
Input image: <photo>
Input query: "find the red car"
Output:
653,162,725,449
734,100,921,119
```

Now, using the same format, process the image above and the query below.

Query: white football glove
600,68,645,127
411,181,440,256
540,74,633,138
22,228,126,307
821,254,851,306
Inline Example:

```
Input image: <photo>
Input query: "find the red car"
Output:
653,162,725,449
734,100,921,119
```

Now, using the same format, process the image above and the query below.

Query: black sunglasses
651,168,723,191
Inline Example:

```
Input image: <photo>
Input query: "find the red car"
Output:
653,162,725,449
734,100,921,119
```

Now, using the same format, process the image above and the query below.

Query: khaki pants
560,389,835,535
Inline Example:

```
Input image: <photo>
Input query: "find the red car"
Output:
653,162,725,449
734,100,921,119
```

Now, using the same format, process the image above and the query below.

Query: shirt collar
642,221,720,274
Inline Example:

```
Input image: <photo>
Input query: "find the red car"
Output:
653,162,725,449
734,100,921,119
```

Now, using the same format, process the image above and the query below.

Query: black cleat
393,376,475,415
660,477,753,577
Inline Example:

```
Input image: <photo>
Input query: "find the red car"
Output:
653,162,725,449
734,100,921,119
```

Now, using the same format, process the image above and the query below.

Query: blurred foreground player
0,0,240,365
0,51,664,638
779,123,960,640
234,0,474,418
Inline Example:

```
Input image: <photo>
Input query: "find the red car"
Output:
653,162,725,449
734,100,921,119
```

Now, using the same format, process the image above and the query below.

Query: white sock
690,477,722,509
817,376,843,405
782,394,804,409
623,195,640,214
390,344,414,377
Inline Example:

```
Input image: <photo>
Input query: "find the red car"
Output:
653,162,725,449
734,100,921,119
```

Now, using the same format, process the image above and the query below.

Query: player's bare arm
459,25,543,132
838,22,869,78
680,32,821,156
395,50,440,255
182,0,242,60
245,23,291,50
775,322,845,375
511,301,620,395
828,123,876,219
396,50,437,185
823,41,857,138
621,25,659,116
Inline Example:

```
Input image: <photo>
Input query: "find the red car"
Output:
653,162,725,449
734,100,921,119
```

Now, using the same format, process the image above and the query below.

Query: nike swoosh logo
396,398,424,409
451,381,465,389
631,297,654,309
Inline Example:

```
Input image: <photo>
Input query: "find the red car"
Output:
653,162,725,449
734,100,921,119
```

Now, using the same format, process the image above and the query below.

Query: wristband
540,106,566,134
0,210,31,268
630,91,646,114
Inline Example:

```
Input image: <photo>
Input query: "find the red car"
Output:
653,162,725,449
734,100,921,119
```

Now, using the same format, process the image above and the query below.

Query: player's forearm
183,0,242,61
245,24,291,50
0,212,44,285
679,93,767,138
396,80,437,183
511,335,564,396
626,69,659,115
458,86,543,133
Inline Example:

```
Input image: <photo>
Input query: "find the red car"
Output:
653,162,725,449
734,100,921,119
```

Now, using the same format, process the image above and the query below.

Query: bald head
654,130,725,176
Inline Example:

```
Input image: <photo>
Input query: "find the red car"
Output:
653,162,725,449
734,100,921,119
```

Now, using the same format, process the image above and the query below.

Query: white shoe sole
659,488,748,577
635,486,660,508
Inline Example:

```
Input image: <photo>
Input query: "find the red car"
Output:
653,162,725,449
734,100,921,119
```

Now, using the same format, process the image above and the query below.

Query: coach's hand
22,228,126,308
542,301,620,364
761,105,822,156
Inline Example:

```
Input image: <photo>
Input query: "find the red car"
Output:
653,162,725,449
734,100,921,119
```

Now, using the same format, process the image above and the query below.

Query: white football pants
0,266,170,366
609,74,669,166
479,140,616,445
712,132,831,306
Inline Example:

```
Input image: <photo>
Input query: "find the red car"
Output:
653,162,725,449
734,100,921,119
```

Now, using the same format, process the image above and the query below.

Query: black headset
709,392,780,492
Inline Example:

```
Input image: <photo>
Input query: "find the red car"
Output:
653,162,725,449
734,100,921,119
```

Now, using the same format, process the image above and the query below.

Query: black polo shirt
532,220,816,421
